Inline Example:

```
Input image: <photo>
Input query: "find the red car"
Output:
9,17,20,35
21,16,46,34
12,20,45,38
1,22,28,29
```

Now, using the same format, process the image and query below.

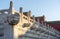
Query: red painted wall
49,24,60,31
38,16,60,31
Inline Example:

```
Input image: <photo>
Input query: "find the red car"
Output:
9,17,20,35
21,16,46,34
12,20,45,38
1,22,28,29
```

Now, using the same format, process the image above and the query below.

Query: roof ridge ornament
9,1,14,14
10,1,14,8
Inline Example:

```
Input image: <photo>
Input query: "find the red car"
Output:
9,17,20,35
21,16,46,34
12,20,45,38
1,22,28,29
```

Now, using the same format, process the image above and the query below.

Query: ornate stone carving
7,13,20,25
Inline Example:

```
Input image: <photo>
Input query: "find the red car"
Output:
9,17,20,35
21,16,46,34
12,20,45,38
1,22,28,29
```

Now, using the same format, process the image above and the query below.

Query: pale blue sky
0,0,60,21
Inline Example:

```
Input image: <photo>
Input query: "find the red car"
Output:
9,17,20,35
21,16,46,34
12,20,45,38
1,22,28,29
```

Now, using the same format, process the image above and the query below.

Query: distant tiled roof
35,16,44,21
30,16,44,21
45,21,60,24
